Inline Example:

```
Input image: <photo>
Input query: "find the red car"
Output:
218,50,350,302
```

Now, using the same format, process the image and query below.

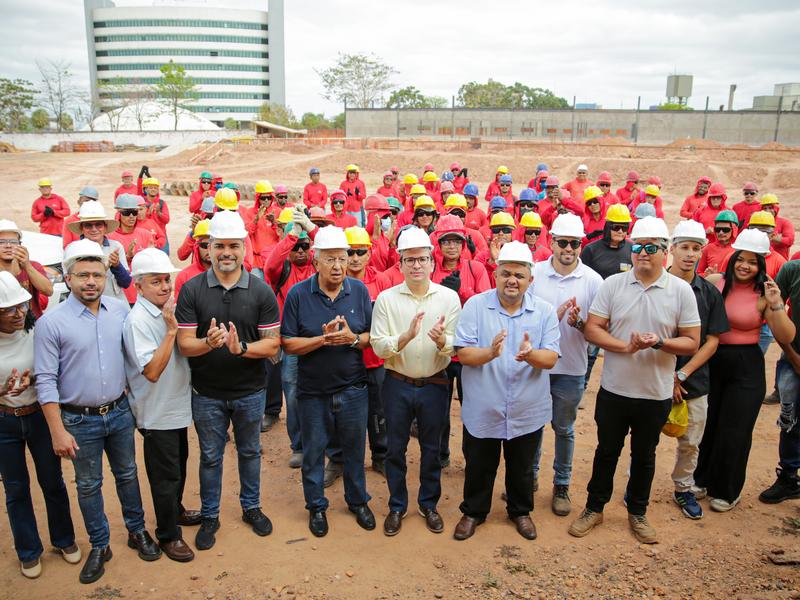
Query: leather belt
60,393,125,416
386,369,449,387
0,403,41,417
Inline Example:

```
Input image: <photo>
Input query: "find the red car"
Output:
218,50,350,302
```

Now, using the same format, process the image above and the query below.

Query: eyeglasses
610,224,629,233
448,209,466,218
119,209,138,217
743,191,756,196
319,257,348,266
293,242,310,251
347,248,369,257
555,239,582,250
0,238,21,246
439,238,463,247
714,226,732,234
491,227,514,235
524,229,541,236
401,256,431,266
0,301,29,316
70,271,107,281
414,210,435,218
631,243,663,255
198,241,210,249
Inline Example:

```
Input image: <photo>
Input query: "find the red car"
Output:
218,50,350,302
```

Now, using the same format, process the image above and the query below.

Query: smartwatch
652,336,664,350
676,370,688,382
238,341,248,356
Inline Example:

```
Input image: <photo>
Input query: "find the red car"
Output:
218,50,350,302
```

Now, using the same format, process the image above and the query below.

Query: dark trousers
696,344,765,502
440,361,463,462
383,375,449,513
140,427,189,542
264,360,283,416
460,427,541,519
586,387,671,516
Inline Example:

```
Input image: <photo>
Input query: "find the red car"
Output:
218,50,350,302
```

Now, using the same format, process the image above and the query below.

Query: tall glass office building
83,0,285,127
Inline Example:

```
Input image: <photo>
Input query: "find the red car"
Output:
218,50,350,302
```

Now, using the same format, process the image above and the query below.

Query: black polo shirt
281,275,371,400
176,268,280,400
672,270,730,399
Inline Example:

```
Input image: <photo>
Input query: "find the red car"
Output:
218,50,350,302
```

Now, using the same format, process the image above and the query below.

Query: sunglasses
524,229,541,236
276,195,288,200
332,199,345,205
585,199,600,206
198,241,210,249
610,224,629,233
632,243,663,255
293,242,310,251
448,209,466,218
201,179,212,184
414,210,435,218
499,183,511,188
518,201,536,208
347,248,368,257
491,227,514,235
598,182,610,187
119,209,138,216
555,239,582,250
743,191,756,196
714,227,732,234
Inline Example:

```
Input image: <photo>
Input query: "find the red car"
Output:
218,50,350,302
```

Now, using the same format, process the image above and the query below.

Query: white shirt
0,329,36,408
102,238,130,303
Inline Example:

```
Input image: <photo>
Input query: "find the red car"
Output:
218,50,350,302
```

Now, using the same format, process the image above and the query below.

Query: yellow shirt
370,281,461,379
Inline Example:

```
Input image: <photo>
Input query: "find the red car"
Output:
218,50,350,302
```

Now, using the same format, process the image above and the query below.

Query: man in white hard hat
370,226,461,536
568,216,700,544
531,213,603,517
281,226,375,537
562,164,593,201
0,219,53,318
123,249,199,563
453,241,560,541
35,239,159,584
175,211,281,551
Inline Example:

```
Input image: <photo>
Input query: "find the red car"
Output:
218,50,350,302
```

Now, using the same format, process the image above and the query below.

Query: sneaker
21,558,41,579
568,509,603,538
673,491,703,519
288,452,303,469
323,461,343,488
552,485,572,516
195,517,220,551
759,470,800,504
690,485,707,500
57,543,82,564
763,389,780,405
260,414,279,432
708,496,741,512
628,513,658,544
242,508,273,537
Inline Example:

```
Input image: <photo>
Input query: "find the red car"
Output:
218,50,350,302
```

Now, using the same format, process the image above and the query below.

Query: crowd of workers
1,161,798,585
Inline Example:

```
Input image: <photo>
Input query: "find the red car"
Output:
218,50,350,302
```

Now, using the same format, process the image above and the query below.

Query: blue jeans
383,375,449,513
0,409,75,562
192,389,266,518
759,323,774,355
297,384,370,512
281,354,301,452
585,344,600,388
776,357,800,474
533,374,585,486
61,397,145,549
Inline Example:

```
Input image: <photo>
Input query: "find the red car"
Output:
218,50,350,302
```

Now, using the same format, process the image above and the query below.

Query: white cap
62,239,108,274
131,248,180,277
0,271,32,308
671,220,708,246
397,226,433,252
0,219,21,237
630,216,670,241
67,201,119,234
550,213,585,238
312,226,349,251
732,228,771,256
208,210,247,240
497,240,534,266
577,163,589,172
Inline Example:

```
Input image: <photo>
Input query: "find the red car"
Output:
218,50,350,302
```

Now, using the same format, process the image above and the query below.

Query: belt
0,403,41,417
386,369,449,387
60,394,125,416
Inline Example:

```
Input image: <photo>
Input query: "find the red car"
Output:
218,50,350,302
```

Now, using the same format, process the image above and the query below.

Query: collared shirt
532,258,603,376
581,238,634,280
455,290,560,439
0,329,36,408
78,236,131,302
34,293,129,407
589,269,701,400
370,281,461,379
123,296,192,430
281,275,372,399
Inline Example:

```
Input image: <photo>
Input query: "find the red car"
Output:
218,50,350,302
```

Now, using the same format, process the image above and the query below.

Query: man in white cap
453,241,560,541
175,211,281,551
370,226,461,536
0,219,53,318
562,164,593,200
568,216,700,544
123,249,199,563
281,226,375,537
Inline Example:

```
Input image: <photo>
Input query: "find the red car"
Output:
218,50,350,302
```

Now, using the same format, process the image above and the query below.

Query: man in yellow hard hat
339,165,367,226
174,220,212,300
137,166,170,254
756,194,794,259
474,212,516,279
31,178,70,236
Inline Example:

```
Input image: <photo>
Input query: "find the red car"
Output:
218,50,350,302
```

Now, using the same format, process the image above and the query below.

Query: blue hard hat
463,183,479,197
499,174,513,185
518,188,538,202
309,167,320,175
634,203,657,219
536,163,548,173
490,196,507,209
441,171,454,182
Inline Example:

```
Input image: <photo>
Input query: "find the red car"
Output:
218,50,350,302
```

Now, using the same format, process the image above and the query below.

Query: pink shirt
717,280,762,345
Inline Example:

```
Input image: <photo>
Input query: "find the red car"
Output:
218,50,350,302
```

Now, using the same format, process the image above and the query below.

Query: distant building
83,0,285,127
575,103,601,110
752,83,800,111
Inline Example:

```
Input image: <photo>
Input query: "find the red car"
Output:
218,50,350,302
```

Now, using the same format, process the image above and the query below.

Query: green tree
154,61,198,130
258,101,298,128
224,117,238,129
299,112,329,129
316,53,397,108
330,113,345,130
30,108,49,130
386,86,448,109
58,113,73,131
457,79,568,109
0,78,37,131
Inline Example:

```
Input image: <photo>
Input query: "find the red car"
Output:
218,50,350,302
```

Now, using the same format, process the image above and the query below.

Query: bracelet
770,305,785,312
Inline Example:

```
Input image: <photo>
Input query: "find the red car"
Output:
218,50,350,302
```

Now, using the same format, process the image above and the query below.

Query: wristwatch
238,341,248,356
676,370,688,382
349,334,360,349
652,336,664,350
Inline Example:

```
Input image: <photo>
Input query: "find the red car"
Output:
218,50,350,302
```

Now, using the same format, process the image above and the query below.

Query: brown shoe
159,539,195,563
453,515,484,541
383,511,406,536
418,507,444,533
510,515,537,540
177,510,202,527
568,508,603,538
628,513,658,544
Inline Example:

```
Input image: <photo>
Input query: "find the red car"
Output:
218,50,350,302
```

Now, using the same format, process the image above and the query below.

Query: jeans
140,427,189,542
439,361,463,462
297,384,370,512
281,354,301,452
776,357,800,474
264,360,283,417
759,323,774,355
585,344,600,388
671,395,708,492
533,374,585,486
0,409,75,562
61,397,146,549
383,375,449,513
192,389,266,518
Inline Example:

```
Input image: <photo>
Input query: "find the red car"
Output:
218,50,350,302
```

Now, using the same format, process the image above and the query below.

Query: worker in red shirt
339,164,367,225
515,211,552,264
562,164,593,200
582,186,607,245
174,220,212,299
265,222,316,312
442,194,487,257
630,184,665,219
614,171,640,207
303,167,328,209
538,176,560,219
450,162,469,193
462,184,486,231
697,211,737,276
246,183,283,277
512,188,539,222
474,212,517,279
137,170,170,252
327,190,357,228
363,194,398,271
376,172,399,198
31,178,70,236
495,174,515,208
62,186,100,247
732,182,761,227
188,171,214,214
692,182,728,242
527,166,549,192
485,165,509,201
758,194,795,259
680,176,711,219
114,170,137,199
422,171,441,205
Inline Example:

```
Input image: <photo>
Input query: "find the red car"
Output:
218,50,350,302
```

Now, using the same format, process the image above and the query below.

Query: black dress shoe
177,509,202,526
309,511,328,537
349,504,376,530
79,547,112,584
383,511,406,536
127,530,161,561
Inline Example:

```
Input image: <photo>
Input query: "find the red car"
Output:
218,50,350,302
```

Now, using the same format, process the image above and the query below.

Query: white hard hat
397,226,433,252
630,216,670,241
312,226,349,251
732,228,771,256
577,163,589,172
671,220,708,246
62,239,108,274
497,240,534,266
67,201,119,234
0,219,21,237
208,210,247,240
131,248,179,277
550,213,585,239
0,271,32,309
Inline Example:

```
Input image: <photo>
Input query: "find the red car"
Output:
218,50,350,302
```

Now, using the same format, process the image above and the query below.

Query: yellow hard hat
214,188,239,210
490,212,515,227
345,164,360,173
410,184,426,195
255,180,274,194
749,210,776,227
193,219,211,239
520,212,544,228
760,193,779,206
496,165,509,175
402,173,419,185
444,194,468,209
644,184,661,197
345,226,372,247
38,178,52,187
414,195,436,210
605,204,632,223
583,185,603,202
277,208,295,224
422,171,438,183
142,177,160,188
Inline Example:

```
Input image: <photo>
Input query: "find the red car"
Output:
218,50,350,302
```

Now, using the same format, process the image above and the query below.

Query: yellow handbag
663,400,689,437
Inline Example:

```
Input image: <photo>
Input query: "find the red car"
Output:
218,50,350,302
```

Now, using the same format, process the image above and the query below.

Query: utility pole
701,96,709,139
728,84,737,111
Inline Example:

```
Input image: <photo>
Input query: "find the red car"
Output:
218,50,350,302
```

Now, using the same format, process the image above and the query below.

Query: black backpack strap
275,259,291,299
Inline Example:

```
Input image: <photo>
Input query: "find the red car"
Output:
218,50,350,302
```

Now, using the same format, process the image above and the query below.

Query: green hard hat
715,209,738,224
386,196,403,211
223,181,238,190
284,223,309,240
200,171,212,179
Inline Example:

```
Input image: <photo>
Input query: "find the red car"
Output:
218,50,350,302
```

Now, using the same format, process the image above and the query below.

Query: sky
3,0,799,118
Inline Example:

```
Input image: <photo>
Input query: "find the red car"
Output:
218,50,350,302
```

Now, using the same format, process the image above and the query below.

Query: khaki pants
671,395,708,492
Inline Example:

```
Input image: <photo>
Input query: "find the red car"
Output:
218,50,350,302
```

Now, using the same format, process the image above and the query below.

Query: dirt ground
0,143,799,600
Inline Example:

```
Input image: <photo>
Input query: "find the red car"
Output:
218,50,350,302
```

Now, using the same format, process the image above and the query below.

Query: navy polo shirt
281,275,371,400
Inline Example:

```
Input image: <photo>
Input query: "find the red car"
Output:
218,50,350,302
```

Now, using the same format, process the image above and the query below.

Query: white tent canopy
83,101,221,132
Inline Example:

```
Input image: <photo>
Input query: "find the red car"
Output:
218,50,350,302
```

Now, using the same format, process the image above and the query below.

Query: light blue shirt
455,290,560,439
34,293,129,407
